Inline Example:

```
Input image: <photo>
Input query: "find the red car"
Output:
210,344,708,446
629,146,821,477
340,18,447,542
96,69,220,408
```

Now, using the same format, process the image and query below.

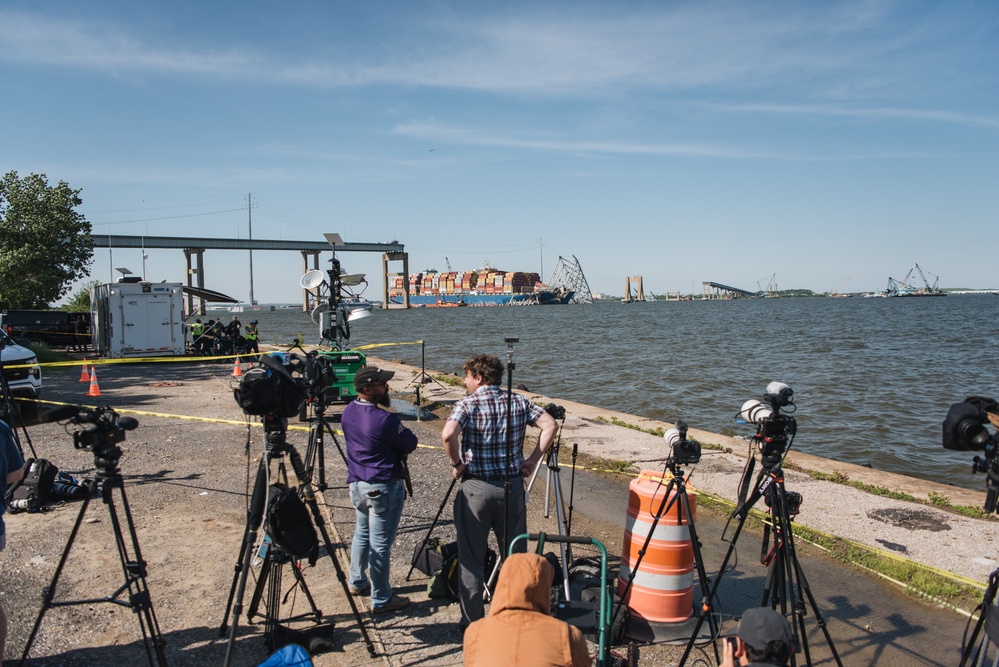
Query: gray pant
453,476,527,628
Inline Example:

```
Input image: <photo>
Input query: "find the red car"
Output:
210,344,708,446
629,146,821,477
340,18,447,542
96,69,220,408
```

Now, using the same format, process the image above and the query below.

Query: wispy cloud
392,120,933,161
0,3,982,100
708,102,999,130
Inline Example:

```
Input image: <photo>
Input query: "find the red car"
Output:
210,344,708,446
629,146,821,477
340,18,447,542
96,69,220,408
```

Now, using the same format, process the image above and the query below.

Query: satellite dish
340,273,366,287
301,270,326,290
347,308,373,322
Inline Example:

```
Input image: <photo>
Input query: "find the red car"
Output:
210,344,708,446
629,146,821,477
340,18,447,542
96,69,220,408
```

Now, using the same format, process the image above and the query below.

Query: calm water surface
231,295,999,491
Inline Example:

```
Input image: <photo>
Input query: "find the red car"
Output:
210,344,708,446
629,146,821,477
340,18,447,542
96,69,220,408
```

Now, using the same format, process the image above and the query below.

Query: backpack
5,458,58,514
426,541,461,599
266,484,318,562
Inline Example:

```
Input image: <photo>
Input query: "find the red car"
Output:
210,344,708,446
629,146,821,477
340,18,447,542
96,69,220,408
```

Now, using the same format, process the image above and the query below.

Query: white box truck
90,280,186,358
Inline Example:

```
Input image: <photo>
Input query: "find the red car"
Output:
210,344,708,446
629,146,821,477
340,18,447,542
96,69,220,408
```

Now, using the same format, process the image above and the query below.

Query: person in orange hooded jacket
462,552,592,666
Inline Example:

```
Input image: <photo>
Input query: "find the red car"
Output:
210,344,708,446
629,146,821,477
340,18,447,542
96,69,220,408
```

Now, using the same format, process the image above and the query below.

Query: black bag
411,537,445,576
266,484,318,562
426,541,461,599
5,458,59,514
568,556,629,645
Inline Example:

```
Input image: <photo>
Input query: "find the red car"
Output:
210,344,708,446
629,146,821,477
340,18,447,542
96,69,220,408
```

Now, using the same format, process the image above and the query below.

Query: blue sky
2,1,996,303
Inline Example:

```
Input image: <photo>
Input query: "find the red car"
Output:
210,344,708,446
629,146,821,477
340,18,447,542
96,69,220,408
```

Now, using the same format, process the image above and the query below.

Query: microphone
42,405,80,423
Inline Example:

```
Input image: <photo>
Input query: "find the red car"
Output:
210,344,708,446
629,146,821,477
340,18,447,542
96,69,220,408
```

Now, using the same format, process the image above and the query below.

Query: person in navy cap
720,607,795,667
342,366,418,614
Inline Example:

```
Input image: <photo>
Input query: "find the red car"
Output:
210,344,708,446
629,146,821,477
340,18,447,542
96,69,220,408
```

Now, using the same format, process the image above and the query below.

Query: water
227,295,999,490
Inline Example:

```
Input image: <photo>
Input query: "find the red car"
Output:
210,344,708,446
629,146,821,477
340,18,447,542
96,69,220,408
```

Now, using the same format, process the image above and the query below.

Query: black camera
765,489,803,518
944,397,998,453
943,397,999,513
544,403,566,420
665,420,701,466
234,353,309,418
43,405,137,461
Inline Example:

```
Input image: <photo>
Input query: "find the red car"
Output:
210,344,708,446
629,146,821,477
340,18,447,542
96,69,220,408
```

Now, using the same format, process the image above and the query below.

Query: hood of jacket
488,552,553,616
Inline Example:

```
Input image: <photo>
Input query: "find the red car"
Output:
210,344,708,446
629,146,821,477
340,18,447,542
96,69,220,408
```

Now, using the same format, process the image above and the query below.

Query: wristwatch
452,460,463,468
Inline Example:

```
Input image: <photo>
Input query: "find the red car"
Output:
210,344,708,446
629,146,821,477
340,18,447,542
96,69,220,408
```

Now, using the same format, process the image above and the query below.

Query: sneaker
348,583,370,596
371,594,410,614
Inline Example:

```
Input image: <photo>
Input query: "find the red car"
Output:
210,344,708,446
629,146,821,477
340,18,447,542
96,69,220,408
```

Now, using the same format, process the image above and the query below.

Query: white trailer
90,281,186,358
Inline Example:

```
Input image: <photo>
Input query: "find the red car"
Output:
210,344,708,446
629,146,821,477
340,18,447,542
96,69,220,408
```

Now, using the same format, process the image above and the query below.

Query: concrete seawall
371,354,996,588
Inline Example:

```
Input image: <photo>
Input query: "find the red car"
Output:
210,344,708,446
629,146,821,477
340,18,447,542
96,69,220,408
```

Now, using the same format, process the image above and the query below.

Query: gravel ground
0,351,993,666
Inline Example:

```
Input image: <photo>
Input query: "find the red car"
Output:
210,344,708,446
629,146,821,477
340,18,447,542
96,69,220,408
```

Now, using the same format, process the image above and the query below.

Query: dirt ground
0,352,991,666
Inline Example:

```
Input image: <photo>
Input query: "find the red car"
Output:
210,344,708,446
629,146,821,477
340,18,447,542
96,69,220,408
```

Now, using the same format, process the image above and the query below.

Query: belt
463,473,517,483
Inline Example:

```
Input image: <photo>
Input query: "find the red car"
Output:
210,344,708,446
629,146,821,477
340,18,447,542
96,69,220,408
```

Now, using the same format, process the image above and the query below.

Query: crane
915,263,940,293
829,275,852,297
445,257,453,272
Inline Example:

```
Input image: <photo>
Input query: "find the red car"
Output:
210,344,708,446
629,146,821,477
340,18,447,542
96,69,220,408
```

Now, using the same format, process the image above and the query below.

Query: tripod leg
19,494,94,665
223,458,269,667
247,546,274,621
680,486,720,665
678,474,768,667
105,480,169,666
286,445,377,657
405,477,457,581
323,420,348,468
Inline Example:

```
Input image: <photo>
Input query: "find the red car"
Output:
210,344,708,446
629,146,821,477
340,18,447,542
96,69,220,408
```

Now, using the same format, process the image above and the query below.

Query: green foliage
0,171,93,309
60,280,101,312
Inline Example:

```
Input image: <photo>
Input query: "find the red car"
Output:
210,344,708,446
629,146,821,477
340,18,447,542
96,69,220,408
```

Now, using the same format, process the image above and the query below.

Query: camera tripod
525,421,573,598
678,461,843,667
19,444,168,667
302,391,348,491
219,416,375,666
958,566,999,666
618,460,720,663
243,462,325,648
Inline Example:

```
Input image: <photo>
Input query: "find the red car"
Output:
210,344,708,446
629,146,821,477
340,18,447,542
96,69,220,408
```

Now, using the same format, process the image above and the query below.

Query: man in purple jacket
342,366,418,614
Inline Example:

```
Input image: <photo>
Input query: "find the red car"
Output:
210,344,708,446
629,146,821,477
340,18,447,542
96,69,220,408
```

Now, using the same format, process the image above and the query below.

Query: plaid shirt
448,385,546,477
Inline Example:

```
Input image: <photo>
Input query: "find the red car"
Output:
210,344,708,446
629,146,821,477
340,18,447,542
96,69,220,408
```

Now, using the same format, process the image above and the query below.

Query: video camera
43,404,138,469
738,381,798,468
943,396,999,513
233,353,310,418
665,420,701,466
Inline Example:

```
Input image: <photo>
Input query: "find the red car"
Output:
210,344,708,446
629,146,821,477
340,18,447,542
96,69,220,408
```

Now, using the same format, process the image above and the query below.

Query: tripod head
44,404,138,475
739,382,798,470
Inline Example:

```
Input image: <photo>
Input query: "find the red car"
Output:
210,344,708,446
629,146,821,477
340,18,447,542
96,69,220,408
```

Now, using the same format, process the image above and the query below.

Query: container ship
388,269,574,307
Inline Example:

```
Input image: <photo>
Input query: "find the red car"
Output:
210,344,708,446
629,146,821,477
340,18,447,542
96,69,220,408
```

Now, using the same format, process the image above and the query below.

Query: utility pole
248,193,255,305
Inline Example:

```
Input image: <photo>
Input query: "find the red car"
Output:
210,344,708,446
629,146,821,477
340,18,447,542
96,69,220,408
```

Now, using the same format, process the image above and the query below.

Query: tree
60,279,101,312
0,171,93,309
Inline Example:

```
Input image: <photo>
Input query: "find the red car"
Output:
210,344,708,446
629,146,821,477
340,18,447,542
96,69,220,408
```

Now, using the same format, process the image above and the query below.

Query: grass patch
927,491,951,507
432,374,464,387
24,342,71,364
953,505,991,519
593,415,725,452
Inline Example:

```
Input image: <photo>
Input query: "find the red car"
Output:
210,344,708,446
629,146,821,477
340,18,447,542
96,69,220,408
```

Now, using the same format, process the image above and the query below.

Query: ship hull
393,291,573,307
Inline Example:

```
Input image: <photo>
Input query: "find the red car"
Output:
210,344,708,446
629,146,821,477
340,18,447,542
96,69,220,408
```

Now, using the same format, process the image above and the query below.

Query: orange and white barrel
618,470,696,623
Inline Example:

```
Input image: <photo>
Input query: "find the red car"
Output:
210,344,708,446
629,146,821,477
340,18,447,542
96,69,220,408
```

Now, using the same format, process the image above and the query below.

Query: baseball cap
736,607,793,651
354,366,394,390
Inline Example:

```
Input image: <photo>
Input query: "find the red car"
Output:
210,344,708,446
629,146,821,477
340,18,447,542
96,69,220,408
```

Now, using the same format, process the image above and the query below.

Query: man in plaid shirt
441,354,558,631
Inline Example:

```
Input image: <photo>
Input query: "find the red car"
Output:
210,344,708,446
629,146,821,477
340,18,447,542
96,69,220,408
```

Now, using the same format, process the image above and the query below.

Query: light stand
501,337,518,562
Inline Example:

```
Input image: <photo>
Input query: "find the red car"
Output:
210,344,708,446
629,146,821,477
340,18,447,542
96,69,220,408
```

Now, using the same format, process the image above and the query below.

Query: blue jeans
348,479,406,609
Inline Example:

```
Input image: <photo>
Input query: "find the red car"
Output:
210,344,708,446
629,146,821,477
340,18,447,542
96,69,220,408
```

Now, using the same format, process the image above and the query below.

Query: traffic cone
87,366,101,397
232,357,242,378
79,359,90,383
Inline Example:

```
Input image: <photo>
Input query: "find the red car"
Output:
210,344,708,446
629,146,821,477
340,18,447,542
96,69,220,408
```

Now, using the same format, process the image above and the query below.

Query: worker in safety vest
244,320,259,354
190,319,204,353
